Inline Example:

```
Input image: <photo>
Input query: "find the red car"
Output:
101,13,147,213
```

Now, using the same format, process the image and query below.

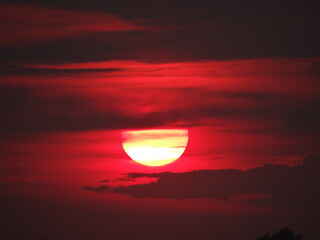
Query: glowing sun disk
121,129,188,166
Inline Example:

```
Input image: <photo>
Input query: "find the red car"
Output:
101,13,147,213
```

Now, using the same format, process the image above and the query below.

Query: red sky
0,1,319,240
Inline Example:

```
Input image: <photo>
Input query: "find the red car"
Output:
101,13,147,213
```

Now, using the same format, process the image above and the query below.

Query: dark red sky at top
0,1,319,240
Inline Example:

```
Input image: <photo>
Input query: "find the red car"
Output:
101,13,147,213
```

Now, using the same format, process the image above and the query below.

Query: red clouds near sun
15,58,320,95
1,58,319,138
0,1,319,240
1,57,319,171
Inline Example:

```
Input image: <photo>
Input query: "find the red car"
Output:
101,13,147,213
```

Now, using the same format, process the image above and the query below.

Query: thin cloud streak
1,58,319,94
0,3,157,45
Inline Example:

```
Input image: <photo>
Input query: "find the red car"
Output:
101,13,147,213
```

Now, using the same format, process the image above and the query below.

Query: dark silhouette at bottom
255,228,303,240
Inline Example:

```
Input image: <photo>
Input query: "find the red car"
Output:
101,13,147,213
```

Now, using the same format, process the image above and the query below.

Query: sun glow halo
121,129,188,166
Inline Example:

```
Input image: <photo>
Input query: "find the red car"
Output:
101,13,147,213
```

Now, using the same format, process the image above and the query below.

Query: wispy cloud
3,58,318,94
0,58,319,138
0,3,157,45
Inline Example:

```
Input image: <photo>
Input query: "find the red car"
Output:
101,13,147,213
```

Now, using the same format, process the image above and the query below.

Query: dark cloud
0,86,178,134
0,85,319,141
0,67,120,76
0,1,319,63
85,155,320,209
83,185,110,193
3,0,319,22
100,179,110,183
2,21,319,64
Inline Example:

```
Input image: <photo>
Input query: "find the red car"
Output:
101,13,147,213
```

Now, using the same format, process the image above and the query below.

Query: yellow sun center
121,129,188,166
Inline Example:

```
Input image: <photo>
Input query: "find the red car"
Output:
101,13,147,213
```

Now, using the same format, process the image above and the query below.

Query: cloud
0,82,319,140
2,58,319,94
85,155,320,208
0,3,156,45
0,86,174,134
83,185,110,193
0,59,319,141
0,1,319,62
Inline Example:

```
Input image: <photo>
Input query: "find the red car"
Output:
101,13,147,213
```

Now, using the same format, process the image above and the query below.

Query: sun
121,129,188,167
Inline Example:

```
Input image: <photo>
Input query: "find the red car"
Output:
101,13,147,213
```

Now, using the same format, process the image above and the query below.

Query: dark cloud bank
1,85,319,139
1,0,319,63
85,155,320,208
